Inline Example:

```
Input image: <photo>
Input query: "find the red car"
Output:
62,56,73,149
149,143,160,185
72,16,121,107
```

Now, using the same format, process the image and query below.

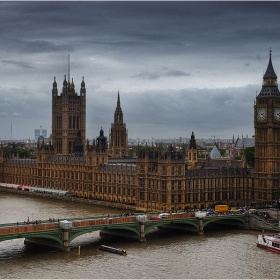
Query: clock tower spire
254,49,280,205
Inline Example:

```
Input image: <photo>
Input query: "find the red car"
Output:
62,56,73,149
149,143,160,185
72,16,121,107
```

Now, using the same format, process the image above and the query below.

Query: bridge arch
145,219,200,235
0,230,64,249
203,216,246,230
68,223,141,243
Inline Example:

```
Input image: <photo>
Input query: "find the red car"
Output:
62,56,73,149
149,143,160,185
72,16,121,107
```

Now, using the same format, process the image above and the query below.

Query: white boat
257,233,280,253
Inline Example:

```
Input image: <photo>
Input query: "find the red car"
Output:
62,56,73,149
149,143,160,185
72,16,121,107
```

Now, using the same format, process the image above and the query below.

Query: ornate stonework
254,49,280,203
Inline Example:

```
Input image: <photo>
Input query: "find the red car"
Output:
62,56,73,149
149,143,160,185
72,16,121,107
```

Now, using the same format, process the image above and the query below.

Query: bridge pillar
245,214,250,229
198,219,204,234
139,223,146,242
63,229,70,252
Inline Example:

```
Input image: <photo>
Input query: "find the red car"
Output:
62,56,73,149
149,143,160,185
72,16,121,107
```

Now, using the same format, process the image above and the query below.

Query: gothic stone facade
1,143,253,212
3,52,280,212
52,75,86,155
254,50,280,203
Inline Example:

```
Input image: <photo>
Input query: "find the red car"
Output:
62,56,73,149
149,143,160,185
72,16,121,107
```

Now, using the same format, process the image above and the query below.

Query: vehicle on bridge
158,213,170,219
206,209,215,216
215,205,229,213
257,233,280,253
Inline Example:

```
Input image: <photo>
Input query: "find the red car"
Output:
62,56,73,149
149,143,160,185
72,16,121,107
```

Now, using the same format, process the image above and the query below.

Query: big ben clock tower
254,49,280,204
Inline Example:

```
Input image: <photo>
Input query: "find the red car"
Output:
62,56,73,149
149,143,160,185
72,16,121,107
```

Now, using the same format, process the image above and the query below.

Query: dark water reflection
0,192,279,279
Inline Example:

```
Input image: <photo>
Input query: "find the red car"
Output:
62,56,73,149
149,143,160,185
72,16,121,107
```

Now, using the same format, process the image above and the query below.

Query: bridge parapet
0,223,60,235
72,216,137,227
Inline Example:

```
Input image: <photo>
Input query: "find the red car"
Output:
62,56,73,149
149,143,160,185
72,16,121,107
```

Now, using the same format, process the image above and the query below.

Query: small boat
98,245,127,255
257,233,280,253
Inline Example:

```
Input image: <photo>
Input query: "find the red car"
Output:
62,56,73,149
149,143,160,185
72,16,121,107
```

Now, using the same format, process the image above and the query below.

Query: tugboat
98,245,127,255
257,233,280,253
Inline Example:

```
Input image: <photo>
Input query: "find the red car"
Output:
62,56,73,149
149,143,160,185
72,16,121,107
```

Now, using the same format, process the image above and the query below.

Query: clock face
274,108,280,121
257,108,267,121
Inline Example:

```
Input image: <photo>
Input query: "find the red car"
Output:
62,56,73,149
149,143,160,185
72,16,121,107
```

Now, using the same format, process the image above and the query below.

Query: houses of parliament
0,51,279,212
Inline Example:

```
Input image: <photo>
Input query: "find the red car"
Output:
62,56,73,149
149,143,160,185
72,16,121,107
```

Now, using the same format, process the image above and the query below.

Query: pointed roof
210,145,221,158
189,131,196,149
235,137,255,148
117,90,120,107
114,90,123,123
257,49,280,98
263,48,277,79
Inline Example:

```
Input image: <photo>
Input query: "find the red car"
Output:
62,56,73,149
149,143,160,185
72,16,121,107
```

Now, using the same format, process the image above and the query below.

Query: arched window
73,116,76,129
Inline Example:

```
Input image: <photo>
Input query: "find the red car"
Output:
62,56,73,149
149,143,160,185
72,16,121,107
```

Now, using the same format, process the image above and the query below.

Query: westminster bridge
0,212,248,252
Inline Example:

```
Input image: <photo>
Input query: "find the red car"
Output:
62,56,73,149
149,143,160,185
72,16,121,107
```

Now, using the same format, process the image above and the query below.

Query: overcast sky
0,1,279,142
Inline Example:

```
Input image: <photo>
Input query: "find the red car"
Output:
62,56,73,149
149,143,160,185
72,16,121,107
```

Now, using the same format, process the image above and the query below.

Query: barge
98,245,127,255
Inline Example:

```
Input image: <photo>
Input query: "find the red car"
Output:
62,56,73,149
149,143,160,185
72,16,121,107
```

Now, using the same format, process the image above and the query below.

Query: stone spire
258,49,279,97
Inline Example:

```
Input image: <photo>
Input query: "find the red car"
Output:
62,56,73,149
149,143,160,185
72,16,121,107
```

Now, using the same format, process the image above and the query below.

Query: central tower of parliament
1,51,279,212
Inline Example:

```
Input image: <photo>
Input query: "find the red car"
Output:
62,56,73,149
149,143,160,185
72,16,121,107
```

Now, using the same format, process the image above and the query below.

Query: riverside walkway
0,213,246,252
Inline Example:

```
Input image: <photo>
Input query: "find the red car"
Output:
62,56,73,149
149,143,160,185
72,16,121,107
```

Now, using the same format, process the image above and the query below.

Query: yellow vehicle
214,205,229,213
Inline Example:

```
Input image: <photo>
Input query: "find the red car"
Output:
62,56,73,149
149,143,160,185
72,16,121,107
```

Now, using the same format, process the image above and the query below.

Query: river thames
0,192,279,279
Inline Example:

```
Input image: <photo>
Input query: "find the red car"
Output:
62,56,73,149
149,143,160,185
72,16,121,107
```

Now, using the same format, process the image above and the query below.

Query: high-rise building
34,126,47,142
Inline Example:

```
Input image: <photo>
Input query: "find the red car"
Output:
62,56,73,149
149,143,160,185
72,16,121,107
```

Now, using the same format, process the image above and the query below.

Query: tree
3,146,12,158
17,147,31,158
219,148,226,156
2,144,31,159
244,147,255,167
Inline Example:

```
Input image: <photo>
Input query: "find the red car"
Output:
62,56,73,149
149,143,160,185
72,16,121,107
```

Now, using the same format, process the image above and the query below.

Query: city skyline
0,2,280,140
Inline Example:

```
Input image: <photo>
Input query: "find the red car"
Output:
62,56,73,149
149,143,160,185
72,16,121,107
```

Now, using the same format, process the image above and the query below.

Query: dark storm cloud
0,1,279,140
1,1,278,55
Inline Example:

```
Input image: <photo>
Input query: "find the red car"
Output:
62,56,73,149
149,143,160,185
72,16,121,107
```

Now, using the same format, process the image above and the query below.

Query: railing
0,223,59,235
73,216,137,227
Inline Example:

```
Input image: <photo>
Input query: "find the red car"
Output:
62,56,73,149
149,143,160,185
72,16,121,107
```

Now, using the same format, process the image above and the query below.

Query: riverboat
98,245,127,255
257,233,280,253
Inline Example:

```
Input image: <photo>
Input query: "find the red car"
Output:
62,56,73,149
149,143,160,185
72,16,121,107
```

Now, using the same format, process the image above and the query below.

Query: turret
188,132,198,168
63,75,67,93
52,77,58,96
80,76,86,96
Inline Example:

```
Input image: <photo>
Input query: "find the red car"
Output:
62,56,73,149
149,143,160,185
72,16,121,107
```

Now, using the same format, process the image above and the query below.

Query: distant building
232,135,255,158
210,145,221,158
34,126,47,142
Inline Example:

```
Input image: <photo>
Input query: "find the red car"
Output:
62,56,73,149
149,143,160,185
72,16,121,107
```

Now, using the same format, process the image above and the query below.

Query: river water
0,192,279,279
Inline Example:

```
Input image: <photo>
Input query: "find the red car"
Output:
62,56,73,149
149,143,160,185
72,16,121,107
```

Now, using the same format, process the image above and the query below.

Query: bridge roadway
0,213,246,252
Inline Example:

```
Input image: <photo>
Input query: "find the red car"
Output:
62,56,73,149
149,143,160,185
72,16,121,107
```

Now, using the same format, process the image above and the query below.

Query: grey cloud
1,59,35,69
132,68,191,80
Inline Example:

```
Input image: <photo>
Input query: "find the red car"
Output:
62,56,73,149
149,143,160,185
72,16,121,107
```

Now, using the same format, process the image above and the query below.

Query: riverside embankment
0,187,137,211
